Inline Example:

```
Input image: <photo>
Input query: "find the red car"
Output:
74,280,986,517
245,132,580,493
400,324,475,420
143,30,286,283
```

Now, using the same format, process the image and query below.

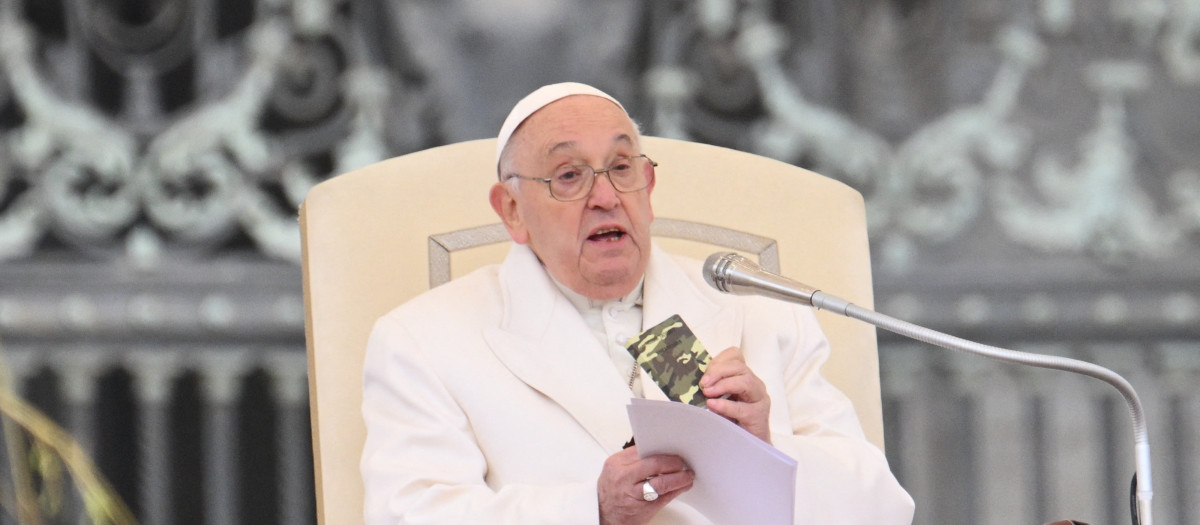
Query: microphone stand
705,253,1154,525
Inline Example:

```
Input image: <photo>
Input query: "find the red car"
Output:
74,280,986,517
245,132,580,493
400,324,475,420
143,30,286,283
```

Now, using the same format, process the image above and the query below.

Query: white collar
550,274,645,313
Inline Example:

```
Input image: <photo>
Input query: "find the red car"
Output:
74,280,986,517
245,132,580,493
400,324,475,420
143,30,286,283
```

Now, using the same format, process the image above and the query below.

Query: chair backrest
300,137,882,525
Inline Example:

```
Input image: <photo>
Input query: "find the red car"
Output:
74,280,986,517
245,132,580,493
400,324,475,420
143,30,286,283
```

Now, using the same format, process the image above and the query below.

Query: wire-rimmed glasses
504,154,657,202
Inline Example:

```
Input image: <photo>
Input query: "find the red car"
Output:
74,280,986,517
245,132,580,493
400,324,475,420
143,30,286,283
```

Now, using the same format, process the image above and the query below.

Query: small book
625,314,713,407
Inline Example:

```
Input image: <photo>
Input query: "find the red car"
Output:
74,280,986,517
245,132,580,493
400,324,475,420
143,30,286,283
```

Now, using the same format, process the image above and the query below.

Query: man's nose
586,171,621,207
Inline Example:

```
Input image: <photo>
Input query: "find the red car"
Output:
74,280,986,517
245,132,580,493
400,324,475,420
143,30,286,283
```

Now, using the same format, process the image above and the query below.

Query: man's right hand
597,446,694,525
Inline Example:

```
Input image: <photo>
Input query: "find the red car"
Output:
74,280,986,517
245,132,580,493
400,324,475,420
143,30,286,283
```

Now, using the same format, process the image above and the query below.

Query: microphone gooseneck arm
703,252,1154,525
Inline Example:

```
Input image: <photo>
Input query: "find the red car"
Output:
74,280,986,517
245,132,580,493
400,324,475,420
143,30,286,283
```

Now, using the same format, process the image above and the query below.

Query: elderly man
361,83,915,524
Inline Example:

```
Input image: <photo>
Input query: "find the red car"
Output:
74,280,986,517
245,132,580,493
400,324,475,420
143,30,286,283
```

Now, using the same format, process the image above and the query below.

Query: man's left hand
699,347,771,443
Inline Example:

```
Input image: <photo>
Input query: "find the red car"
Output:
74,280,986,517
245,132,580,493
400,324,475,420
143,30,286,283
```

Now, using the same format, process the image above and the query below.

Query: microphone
703,252,1155,525
703,252,818,306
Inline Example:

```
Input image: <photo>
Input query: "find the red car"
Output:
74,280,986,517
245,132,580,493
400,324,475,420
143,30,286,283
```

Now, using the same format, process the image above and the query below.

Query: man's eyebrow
546,135,635,156
548,141,577,155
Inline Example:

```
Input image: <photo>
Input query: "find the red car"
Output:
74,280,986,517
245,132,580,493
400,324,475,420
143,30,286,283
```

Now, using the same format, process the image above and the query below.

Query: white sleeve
767,307,916,524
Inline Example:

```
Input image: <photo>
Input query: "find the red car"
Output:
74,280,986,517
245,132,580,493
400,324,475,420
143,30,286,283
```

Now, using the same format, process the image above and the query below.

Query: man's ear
489,182,530,244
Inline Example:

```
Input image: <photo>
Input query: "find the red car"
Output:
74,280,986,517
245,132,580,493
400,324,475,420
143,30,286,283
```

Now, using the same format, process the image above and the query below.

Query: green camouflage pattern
626,314,712,407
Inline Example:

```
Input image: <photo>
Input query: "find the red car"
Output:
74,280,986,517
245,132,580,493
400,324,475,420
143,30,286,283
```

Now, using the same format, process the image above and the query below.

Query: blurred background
1,0,1198,523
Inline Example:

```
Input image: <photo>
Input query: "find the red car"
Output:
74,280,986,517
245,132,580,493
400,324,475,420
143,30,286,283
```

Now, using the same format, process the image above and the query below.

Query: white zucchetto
495,82,626,168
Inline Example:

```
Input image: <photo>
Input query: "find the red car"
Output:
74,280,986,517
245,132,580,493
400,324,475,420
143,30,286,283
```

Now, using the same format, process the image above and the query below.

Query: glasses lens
608,156,648,192
549,165,594,201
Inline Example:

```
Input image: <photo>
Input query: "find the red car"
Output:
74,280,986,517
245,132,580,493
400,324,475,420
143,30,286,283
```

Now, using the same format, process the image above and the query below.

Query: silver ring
642,480,659,502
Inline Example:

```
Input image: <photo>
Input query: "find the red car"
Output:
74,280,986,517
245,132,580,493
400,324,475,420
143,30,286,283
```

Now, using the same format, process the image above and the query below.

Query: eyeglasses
504,154,657,202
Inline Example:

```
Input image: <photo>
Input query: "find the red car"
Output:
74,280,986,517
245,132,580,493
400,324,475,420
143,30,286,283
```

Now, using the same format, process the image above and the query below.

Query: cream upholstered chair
300,137,883,525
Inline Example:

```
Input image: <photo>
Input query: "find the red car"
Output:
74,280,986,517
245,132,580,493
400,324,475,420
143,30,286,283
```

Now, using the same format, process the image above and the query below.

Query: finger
706,345,744,368
700,347,749,388
647,469,696,496
633,453,690,481
704,349,770,402
700,372,747,398
636,473,694,507
705,396,750,421
613,446,690,482
706,395,772,443
703,371,765,403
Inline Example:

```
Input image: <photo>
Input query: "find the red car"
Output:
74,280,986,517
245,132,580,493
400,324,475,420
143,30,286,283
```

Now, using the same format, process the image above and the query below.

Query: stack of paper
627,398,797,524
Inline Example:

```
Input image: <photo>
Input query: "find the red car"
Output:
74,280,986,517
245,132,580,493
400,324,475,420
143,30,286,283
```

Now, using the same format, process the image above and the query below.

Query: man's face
490,96,655,301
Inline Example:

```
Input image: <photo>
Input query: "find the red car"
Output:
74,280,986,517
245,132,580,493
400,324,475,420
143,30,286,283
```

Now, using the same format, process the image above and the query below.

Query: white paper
626,398,797,525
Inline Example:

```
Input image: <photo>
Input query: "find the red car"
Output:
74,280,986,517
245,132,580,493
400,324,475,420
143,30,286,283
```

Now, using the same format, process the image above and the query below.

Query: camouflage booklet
625,314,712,407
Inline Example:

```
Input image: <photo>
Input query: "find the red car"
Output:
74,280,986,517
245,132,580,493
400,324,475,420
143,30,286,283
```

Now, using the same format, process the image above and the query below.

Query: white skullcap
495,82,626,168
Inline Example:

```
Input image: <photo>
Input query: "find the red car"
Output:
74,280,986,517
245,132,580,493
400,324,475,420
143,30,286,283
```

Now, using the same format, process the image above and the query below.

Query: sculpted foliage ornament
642,0,1200,271
1,0,1198,271
0,1,406,266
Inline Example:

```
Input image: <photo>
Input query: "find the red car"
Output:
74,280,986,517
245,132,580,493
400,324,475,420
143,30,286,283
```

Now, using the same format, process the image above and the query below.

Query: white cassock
362,243,915,524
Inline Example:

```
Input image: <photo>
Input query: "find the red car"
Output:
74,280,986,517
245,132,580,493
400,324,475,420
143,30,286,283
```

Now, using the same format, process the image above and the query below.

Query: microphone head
702,252,817,306
703,252,752,293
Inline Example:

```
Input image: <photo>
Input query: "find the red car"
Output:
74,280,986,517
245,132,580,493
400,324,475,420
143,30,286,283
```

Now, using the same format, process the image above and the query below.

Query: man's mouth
587,228,626,242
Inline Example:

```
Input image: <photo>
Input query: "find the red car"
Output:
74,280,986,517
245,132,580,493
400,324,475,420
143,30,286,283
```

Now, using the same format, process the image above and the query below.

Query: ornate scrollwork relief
2,0,1198,273
0,0,422,266
1161,0,1200,83
993,62,1174,262
643,0,1200,272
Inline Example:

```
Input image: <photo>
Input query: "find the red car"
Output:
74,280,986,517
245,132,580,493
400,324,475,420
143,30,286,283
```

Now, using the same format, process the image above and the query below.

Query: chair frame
301,137,883,525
